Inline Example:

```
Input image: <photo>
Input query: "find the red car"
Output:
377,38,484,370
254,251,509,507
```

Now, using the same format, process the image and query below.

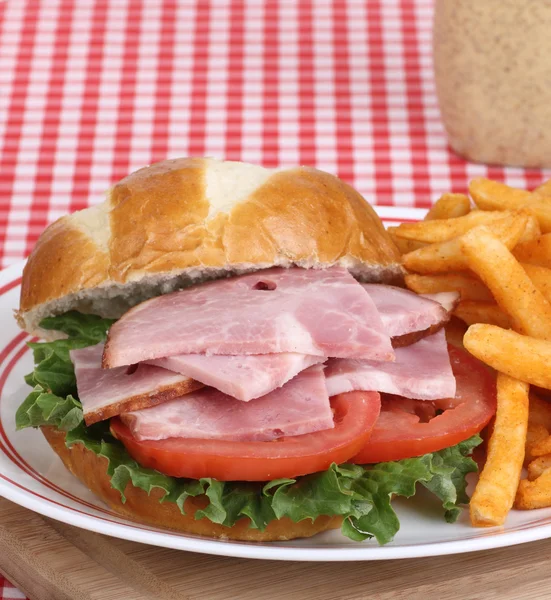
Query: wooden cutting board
2,496,551,600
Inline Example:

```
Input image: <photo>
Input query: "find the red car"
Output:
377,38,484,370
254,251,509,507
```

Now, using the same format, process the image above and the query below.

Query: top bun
17,158,403,337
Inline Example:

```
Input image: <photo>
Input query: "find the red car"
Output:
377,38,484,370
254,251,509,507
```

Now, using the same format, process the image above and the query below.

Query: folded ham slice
147,353,324,401
71,344,202,425
362,284,458,347
362,284,453,337
422,292,461,313
121,365,334,442
324,329,456,401
103,267,394,368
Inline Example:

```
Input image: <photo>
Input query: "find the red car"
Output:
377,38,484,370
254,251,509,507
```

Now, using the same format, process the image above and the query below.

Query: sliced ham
121,365,334,442
103,267,393,368
147,353,324,401
362,284,451,337
422,292,460,313
362,284,459,347
325,329,456,401
71,344,202,425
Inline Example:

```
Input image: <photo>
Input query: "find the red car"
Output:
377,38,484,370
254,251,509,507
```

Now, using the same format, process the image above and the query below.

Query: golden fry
522,264,551,305
534,179,551,197
402,214,528,274
470,373,529,527
528,393,551,431
516,470,551,510
424,193,471,220
453,301,511,329
527,455,551,481
463,325,551,389
405,272,493,302
469,177,551,233
525,202,551,234
514,233,551,267
518,213,542,242
393,178,551,517
387,228,427,255
525,422,550,465
528,435,551,458
460,227,551,339
469,178,533,210
393,210,509,243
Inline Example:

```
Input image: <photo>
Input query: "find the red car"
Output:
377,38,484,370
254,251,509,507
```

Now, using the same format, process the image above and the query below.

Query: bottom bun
41,426,342,541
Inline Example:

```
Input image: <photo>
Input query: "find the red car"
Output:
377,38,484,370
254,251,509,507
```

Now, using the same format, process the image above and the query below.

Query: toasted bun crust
18,158,402,336
41,426,342,541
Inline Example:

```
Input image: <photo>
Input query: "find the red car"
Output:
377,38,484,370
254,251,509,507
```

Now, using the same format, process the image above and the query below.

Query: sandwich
14,158,496,543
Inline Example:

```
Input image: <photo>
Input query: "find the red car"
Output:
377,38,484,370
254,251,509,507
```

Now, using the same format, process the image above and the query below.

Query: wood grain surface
2,496,551,600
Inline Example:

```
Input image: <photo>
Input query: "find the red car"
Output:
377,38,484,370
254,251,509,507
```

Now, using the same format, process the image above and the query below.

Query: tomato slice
351,345,496,464
110,391,381,481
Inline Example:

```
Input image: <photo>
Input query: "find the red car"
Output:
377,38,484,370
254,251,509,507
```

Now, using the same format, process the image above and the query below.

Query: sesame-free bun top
17,158,403,336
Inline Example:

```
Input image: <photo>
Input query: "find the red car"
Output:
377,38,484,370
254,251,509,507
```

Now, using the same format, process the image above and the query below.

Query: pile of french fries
389,177,551,527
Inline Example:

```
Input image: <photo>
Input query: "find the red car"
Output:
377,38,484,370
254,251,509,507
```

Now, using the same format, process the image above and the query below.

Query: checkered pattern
1,0,550,270
0,0,550,594
0,579,26,600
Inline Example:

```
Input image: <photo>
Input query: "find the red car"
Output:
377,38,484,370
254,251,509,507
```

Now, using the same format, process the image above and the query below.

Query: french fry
514,233,551,268
469,178,551,233
405,273,494,302
402,214,528,274
534,179,551,197
525,201,551,234
469,178,533,211
395,177,551,518
522,264,551,305
402,236,467,273
516,470,551,510
463,325,551,389
470,373,529,527
518,213,541,242
392,210,510,243
453,301,511,329
460,227,551,340
424,193,471,220
525,423,550,465
529,435,551,458
527,455,551,481
524,376,551,474
528,393,551,431
387,228,427,255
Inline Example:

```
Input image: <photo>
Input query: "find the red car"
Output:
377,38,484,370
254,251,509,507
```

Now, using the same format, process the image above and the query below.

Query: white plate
3,210,551,561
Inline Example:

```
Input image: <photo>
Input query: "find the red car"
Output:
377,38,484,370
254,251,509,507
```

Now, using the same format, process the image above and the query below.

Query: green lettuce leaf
15,311,483,544
23,312,115,398
40,311,116,343
421,436,479,523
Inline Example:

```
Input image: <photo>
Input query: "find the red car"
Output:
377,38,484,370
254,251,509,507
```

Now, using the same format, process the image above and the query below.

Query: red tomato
110,391,381,481
351,345,496,464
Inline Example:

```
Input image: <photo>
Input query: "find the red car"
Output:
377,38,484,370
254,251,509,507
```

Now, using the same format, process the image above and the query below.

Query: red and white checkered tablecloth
2,0,551,272
0,579,25,600
1,0,550,596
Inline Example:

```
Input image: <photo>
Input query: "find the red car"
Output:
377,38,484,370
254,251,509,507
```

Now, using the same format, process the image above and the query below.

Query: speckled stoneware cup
433,0,551,168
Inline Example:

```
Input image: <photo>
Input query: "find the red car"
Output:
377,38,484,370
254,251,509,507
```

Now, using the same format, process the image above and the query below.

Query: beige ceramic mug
433,0,551,168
